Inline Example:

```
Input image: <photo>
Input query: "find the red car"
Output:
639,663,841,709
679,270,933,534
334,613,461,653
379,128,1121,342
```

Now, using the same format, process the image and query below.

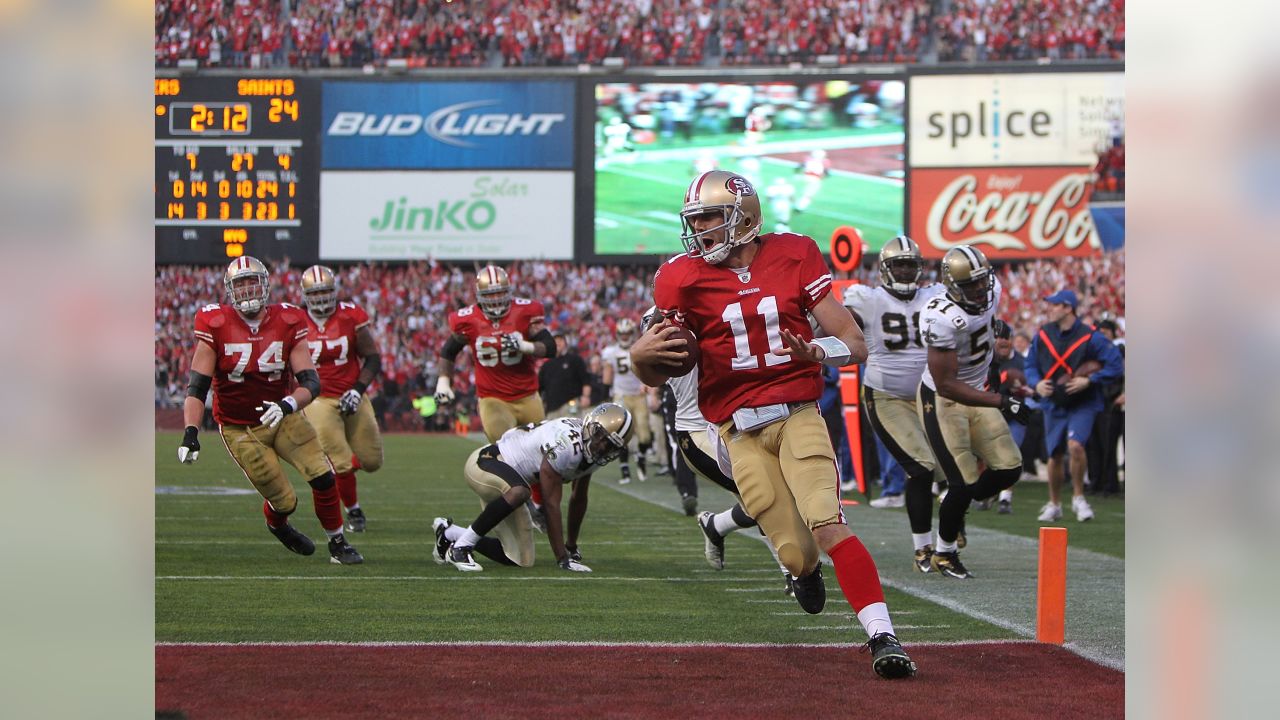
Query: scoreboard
155,76,320,263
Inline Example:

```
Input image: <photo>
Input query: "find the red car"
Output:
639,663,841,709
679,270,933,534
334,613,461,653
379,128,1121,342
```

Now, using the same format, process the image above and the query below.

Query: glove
434,376,455,404
558,555,592,572
992,318,1011,340
339,388,362,415
565,544,582,563
501,332,537,356
1000,392,1029,423
257,397,296,428
177,425,200,464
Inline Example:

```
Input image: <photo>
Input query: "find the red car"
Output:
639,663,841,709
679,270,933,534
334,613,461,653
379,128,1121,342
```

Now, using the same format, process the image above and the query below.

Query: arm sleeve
193,310,217,349
921,310,957,350
350,303,371,330
797,239,834,312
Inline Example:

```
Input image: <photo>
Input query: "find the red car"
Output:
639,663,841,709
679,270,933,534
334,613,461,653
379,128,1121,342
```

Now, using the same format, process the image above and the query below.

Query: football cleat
1038,502,1063,522
864,632,917,679
697,511,724,570
268,523,316,556
913,545,934,574
431,517,453,564
1072,495,1095,522
870,494,905,509
328,535,364,565
636,458,647,482
344,507,366,533
998,498,1012,514
681,494,698,517
619,465,632,485
448,544,483,572
784,573,795,596
791,565,826,614
931,550,972,579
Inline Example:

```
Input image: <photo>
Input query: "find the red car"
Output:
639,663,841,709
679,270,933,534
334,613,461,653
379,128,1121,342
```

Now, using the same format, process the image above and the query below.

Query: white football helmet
616,318,637,348
680,170,763,265
300,265,338,317
224,256,270,316
878,236,925,296
475,265,512,320
582,403,634,466
940,245,994,314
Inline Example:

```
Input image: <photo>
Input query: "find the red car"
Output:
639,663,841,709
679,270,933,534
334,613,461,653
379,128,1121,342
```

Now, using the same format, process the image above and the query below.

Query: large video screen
593,80,906,258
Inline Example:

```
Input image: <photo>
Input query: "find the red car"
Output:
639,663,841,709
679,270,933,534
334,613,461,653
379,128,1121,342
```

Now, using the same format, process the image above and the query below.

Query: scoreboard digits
155,76,319,263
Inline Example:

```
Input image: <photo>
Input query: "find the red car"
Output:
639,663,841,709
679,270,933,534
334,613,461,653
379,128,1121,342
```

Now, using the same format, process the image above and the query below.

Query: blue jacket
1024,319,1124,410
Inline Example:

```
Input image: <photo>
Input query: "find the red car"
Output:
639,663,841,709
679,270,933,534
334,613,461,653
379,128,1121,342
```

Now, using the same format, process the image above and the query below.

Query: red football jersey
448,298,545,401
194,303,310,426
653,233,833,424
303,301,370,397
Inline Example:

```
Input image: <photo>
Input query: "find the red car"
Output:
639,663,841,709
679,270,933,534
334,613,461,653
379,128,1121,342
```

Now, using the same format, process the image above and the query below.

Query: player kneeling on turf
433,404,634,572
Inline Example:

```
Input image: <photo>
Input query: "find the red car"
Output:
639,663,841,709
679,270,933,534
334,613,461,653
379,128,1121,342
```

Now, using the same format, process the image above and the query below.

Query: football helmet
616,318,637,348
582,403,634,466
680,170,763,265
940,245,994,314
878,235,925,296
300,265,338,318
475,265,512,320
224,256,270,316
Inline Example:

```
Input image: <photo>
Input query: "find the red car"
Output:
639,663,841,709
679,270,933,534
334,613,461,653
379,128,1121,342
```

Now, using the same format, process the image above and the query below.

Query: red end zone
156,642,1123,719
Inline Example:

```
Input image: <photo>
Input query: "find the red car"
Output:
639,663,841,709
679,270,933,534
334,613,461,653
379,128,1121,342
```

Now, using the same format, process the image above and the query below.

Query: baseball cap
1043,289,1079,310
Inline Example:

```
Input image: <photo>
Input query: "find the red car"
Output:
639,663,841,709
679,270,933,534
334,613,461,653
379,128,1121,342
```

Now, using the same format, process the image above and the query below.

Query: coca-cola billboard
908,167,1101,258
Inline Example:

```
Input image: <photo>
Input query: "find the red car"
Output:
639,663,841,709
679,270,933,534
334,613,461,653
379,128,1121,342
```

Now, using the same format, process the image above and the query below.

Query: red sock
350,453,362,472
311,480,344,533
335,470,358,508
829,534,886,613
529,483,544,506
263,500,290,529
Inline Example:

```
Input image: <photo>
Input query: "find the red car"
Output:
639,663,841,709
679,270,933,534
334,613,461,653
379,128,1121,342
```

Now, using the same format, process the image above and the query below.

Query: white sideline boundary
156,638,1036,649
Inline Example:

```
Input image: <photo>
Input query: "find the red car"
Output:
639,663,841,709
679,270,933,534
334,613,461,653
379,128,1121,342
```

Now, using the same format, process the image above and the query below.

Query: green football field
156,431,1123,666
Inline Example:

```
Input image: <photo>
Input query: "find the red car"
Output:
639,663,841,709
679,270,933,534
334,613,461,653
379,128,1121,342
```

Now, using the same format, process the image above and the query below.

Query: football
661,326,700,377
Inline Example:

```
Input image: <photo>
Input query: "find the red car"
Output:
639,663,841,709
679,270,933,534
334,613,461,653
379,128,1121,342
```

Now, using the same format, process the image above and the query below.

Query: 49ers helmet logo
725,176,755,196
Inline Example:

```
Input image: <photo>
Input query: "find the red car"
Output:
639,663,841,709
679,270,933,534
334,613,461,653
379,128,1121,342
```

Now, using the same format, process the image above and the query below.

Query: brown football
661,326,700,377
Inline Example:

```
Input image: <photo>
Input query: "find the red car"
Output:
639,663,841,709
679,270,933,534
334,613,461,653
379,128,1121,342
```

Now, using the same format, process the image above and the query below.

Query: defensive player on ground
177,257,363,565
434,265,557,442
432,404,634,572
600,319,655,483
918,246,1029,579
298,265,384,533
629,170,915,679
843,236,949,573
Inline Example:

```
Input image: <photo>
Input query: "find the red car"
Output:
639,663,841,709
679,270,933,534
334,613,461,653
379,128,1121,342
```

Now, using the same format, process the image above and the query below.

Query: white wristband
518,339,537,355
810,336,852,367
282,396,299,413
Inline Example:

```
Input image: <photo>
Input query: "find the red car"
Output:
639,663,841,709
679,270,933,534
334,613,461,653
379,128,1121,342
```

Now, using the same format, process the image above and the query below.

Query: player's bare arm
566,474,591,552
628,321,689,387
353,325,382,392
537,457,571,562
183,341,216,429
285,339,321,409
435,331,468,402
775,293,868,366
927,346,1001,407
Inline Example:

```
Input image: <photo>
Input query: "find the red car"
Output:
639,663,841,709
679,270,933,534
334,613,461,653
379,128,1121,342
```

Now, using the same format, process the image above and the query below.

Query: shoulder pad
197,305,227,329
278,305,305,325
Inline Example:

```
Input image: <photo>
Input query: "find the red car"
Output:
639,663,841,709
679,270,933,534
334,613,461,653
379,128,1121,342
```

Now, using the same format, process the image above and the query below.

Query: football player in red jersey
299,265,385,533
629,170,915,679
178,257,363,565
434,265,557,442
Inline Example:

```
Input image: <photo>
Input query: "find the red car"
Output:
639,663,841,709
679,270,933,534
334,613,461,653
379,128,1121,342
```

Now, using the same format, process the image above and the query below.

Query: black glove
1000,392,1028,423
992,318,1011,340
178,425,201,464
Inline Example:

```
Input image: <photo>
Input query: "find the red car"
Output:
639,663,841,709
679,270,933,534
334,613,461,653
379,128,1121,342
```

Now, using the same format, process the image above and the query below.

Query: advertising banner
320,171,574,260
909,72,1123,168
908,166,1100,259
321,80,575,170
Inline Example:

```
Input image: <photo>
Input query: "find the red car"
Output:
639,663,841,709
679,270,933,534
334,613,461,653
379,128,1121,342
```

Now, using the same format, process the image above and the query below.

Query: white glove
257,397,296,428
502,332,537,356
558,556,592,572
434,376,455,404
339,388,362,415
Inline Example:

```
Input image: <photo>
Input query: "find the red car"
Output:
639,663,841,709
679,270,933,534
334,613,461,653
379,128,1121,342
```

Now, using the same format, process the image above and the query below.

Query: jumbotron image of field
156,432,1124,718
594,81,906,256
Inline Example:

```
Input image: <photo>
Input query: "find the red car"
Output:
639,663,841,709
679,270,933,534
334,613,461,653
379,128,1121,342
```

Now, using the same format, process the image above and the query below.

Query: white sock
443,524,465,542
456,527,481,548
998,489,1013,502
713,509,741,536
857,602,895,638
912,532,933,551
324,527,343,539
347,503,361,511
936,539,958,554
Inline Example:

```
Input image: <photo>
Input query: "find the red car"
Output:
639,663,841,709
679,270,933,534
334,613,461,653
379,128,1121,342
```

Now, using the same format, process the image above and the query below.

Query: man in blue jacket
1025,290,1124,522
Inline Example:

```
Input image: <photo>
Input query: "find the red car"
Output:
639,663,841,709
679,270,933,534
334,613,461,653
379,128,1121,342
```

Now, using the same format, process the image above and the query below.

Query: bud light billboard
321,80,575,169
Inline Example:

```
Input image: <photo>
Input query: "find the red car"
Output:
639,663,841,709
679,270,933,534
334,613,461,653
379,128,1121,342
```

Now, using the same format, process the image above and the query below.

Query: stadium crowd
155,0,1122,69
155,253,1125,431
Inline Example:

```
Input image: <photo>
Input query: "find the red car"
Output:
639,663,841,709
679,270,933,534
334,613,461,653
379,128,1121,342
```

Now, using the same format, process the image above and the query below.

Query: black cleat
681,494,698,517
791,565,826,614
268,523,316,556
345,507,366,533
931,550,972,579
913,545,934,574
431,517,453,564
864,632,917,679
328,534,364,565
